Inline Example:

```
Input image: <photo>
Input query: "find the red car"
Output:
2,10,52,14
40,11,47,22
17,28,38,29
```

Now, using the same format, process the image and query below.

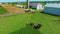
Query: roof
0,0,60,2
30,0,60,2
45,4,60,8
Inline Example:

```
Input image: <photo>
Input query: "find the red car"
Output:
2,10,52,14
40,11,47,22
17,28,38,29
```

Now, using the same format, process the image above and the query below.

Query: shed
44,4,60,16
16,5,25,8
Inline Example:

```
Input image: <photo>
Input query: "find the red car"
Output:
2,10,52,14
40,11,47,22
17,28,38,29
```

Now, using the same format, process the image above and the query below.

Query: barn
44,3,60,16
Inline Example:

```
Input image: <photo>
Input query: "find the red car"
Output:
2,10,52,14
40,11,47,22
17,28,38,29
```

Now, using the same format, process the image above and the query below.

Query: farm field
0,11,60,34
1,4,24,13
0,5,8,14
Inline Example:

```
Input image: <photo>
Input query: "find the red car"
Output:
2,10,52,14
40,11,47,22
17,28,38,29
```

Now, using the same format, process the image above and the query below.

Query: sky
0,0,60,2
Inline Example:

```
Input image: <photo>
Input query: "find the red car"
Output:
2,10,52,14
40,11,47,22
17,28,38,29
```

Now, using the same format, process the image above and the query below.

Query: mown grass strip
0,5,8,14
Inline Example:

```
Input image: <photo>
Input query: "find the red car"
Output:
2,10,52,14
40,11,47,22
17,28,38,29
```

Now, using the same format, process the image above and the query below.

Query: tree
26,0,29,9
40,2,46,6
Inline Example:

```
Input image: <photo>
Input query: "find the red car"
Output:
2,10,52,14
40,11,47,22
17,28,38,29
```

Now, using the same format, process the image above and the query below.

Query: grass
9,25,42,34
0,5,8,14
0,11,60,34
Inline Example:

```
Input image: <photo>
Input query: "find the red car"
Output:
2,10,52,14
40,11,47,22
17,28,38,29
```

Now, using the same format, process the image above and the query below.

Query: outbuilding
16,5,25,8
44,3,60,16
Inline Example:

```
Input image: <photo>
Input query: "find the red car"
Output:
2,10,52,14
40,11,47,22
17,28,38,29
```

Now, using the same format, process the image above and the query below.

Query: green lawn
0,11,60,34
0,5,8,14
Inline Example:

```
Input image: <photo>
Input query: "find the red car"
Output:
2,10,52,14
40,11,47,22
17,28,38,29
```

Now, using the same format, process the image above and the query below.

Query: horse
34,24,42,29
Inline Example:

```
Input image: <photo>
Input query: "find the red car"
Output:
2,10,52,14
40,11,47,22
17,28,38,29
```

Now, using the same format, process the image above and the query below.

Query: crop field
0,11,60,34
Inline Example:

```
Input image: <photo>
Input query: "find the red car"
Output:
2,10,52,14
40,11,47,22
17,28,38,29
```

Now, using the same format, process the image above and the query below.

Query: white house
29,3,44,10
37,3,44,10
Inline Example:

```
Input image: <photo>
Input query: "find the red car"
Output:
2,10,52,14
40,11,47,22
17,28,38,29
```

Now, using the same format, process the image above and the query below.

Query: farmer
26,22,34,26
29,23,34,26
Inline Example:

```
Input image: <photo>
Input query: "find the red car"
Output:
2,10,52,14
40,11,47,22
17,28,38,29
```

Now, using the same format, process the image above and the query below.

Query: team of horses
26,22,42,29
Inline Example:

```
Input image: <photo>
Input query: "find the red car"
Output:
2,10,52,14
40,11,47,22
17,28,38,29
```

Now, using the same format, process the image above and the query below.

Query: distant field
0,11,60,34
0,5,8,14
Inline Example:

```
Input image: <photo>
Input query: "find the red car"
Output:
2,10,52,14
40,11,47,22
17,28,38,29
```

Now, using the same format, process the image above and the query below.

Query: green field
0,5,8,14
0,11,60,34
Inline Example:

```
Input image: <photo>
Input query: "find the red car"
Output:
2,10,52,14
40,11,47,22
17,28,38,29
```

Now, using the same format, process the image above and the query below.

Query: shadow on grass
8,25,42,34
40,11,60,16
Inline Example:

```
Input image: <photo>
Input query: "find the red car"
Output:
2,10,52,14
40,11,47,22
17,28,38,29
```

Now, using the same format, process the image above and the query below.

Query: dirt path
1,4,24,13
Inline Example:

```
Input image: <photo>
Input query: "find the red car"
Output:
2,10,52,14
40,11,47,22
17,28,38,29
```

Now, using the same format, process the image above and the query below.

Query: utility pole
27,0,29,9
